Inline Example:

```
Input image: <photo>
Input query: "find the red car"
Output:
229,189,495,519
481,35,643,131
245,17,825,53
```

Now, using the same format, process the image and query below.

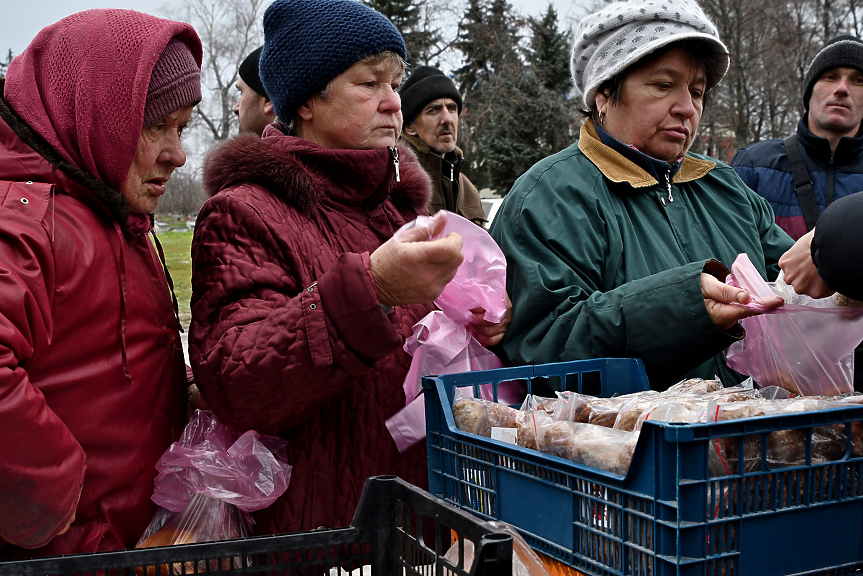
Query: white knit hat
571,0,729,111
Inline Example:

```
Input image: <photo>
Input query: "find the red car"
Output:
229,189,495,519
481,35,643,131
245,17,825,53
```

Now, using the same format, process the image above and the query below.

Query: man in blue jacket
732,35,863,240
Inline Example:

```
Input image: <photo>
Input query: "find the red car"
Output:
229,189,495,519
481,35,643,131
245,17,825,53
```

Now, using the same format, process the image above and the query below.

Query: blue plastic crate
423,358,863,576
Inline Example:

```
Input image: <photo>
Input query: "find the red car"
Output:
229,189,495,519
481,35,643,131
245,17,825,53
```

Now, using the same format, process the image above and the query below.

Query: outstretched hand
779,229,833,299
701,273,783,331
370,215,464,307
470,292,513,347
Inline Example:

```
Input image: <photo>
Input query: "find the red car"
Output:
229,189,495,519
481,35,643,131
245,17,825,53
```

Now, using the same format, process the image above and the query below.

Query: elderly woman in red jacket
0,10,201,557
189,0,510,534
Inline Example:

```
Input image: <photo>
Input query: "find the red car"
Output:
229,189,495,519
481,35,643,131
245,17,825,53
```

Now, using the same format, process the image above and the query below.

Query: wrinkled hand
370,216,464,307
470,292,513,347
779,229,833,299
3,488,80,546
701,273,782,331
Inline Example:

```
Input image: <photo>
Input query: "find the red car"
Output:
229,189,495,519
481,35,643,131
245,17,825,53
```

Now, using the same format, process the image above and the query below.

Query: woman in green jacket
490,0,791,390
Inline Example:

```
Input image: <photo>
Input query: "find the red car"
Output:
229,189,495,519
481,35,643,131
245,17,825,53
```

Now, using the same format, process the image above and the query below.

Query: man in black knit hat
733,34,863,241
399,65,486,226
234,46,276,136
734,34,863,391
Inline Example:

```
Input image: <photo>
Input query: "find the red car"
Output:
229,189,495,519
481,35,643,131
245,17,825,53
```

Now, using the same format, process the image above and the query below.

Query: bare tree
156,169,208,218
160,0,269,144
697,0,855,157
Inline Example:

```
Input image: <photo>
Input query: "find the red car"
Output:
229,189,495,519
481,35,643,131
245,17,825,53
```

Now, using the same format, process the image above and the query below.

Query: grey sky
5,0,588,59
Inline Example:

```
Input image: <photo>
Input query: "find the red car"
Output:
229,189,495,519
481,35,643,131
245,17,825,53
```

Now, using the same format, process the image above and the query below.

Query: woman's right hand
701,273,782,331
370,216,464,307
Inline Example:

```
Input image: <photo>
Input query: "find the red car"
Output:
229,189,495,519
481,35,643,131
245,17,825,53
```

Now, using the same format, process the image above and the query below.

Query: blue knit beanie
260,0,407,121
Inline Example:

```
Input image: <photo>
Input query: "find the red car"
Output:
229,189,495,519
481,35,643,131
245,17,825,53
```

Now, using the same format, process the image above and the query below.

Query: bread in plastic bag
136,410,292,566
536,419,638,475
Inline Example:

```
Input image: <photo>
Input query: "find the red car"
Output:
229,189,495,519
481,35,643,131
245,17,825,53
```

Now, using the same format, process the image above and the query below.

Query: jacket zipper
665,170,673,202
390,147,400,183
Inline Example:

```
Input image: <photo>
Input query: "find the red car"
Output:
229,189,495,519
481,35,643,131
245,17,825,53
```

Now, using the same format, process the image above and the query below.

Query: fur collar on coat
203,126,431,217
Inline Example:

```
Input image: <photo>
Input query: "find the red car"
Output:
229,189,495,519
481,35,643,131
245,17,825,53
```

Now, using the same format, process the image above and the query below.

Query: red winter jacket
190,127,434,534
0,93,187,557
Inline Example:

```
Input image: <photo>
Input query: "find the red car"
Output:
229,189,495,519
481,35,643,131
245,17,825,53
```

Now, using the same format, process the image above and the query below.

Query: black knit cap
260,0,406,121
238,46,267,98
803,34,863,110
399,66,462,125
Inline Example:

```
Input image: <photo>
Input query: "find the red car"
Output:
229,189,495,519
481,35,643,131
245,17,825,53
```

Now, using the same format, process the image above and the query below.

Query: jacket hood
203,127,431,216
0,81,128,222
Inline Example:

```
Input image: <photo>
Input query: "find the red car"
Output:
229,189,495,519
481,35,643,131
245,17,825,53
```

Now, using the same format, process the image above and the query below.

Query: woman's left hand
470,292,513,347
701,273,783,331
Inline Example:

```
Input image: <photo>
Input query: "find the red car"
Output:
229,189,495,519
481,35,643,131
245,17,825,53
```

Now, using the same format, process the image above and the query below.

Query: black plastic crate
0,476,512,576
424,358,863,576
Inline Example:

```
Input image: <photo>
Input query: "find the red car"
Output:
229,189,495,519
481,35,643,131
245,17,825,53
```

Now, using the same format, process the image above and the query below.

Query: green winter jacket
490,120,794,390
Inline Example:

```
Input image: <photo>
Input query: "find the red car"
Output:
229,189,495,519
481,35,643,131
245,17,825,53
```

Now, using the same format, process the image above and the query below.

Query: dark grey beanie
399,66,462,125
803,35,863,110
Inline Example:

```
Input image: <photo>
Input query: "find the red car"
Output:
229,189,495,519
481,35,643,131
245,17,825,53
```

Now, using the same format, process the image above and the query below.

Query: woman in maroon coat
189,0,510,534
0,11,201,557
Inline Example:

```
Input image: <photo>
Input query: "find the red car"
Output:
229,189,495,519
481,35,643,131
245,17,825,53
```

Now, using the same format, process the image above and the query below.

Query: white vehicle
481,198,504,229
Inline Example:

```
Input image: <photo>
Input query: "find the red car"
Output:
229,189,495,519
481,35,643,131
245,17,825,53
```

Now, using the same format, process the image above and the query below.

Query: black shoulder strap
783,134,820,231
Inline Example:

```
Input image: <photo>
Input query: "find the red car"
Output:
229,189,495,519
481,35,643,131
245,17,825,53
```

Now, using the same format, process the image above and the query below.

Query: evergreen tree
454,0,576,194
364,0,439,64
526,4,572,94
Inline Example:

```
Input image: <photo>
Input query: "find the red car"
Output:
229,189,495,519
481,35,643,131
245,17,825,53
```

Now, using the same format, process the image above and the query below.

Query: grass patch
154,230,194,329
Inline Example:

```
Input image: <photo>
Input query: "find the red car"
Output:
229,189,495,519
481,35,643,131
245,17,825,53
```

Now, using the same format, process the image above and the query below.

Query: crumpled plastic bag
386,211,523,452
136,410,291,552
725,253,863,396
444,520,551,576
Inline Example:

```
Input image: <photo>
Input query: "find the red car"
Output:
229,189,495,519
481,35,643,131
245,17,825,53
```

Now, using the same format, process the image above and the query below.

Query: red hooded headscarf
4,9,203,195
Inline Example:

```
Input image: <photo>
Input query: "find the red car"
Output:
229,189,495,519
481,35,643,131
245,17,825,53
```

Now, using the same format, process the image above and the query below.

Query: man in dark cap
733,34,863,241
734,35,863,389
234,46,276,135
399,65,486,226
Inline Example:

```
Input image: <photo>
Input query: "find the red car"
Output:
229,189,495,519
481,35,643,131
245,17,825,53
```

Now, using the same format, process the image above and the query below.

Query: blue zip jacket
731,116,863,240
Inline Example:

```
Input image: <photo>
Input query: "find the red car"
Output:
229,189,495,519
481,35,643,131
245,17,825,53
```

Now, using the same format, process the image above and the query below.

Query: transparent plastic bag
443,520,552,576
535,418,638,475
136,410,291,556
726,253,863,396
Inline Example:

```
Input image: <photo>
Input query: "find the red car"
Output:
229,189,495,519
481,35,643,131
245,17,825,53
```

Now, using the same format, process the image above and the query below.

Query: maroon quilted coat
190,125,434,533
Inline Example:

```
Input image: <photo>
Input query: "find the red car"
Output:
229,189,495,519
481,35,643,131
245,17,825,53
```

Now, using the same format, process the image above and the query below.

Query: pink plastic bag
386,211,523,452
725,253,863,396
137,410,292,547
